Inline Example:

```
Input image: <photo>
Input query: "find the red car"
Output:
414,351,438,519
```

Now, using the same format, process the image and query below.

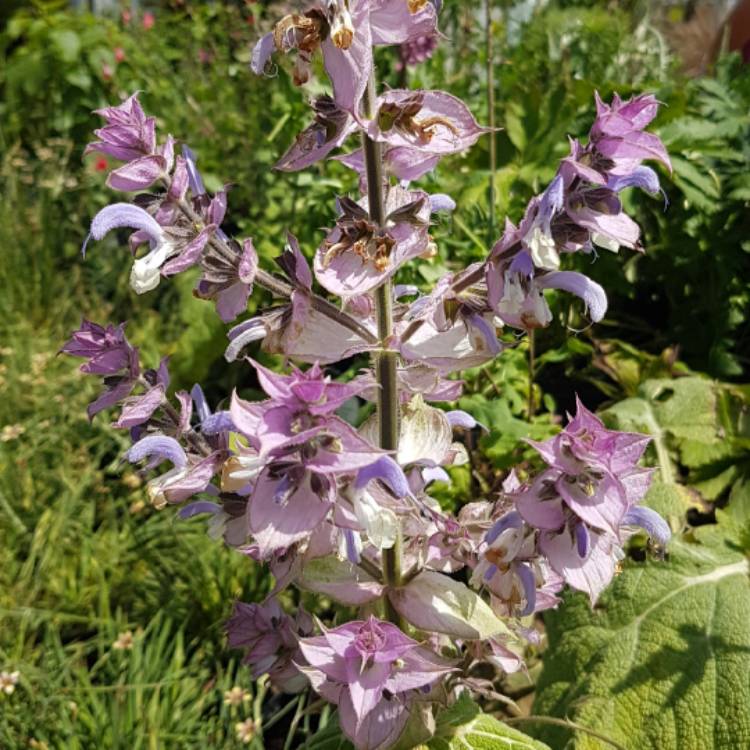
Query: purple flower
364,89,489,156
126,438,221,509
252,1,438,114
589,92,671,174
502,398,669,603
84,203,177,294
61,320,140,419
314,186,430,297
487,249,607,330
226,598,313,693
84,92,156,163
276,95,356,172
195,238,259,322
298,616,452,749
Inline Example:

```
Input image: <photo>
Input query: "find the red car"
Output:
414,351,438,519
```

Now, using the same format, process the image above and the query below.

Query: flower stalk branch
362,66,403,624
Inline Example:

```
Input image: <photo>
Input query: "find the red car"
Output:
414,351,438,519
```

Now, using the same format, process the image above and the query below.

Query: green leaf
716,480,750,552
601,377,719,486
50,29,81,63
429,695,551,750
533,534,750,749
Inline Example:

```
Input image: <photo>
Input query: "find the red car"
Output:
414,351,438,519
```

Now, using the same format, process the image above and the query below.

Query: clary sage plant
63,1,673,747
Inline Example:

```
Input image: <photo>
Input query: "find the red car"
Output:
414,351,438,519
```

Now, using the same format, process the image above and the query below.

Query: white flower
235,718,257,743
0,670,20,695
130,239,177,294
224,686,251,707
525,225,560,270
112,630,134,650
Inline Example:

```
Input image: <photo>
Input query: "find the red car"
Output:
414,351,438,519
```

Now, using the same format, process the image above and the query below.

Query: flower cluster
63,2,674,748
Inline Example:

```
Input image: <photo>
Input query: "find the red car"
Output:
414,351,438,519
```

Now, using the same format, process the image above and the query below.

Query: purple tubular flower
250,31,276,75
182,145,206,196
590,92,671,172
621,506,671,546
486,511,523,545
227,598,312,693
444,410,484,431
429,193,456,213
515,562,537,617
126,435,187,469
537,271,608,323
84,203,164,257
84,203,178,294
354,455,409,496
299,617,453,747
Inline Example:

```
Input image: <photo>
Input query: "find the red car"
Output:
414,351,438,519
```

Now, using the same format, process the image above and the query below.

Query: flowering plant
63,2,672,747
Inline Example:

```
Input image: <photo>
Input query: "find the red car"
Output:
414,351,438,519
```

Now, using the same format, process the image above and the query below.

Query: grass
0,146,276,749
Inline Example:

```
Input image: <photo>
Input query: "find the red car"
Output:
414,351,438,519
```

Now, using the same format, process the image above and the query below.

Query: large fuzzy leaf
532,531,750,749
428,695,551,750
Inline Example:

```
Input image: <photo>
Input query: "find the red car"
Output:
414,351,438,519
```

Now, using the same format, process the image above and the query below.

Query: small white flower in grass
235,718,257,743
112,630,134,650
1,424,25,442
223,686,251,706
0,670,20,695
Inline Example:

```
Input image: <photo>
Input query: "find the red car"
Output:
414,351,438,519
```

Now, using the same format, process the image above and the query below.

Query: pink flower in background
121,9,132,25
101,63,114,81
114,47,126,63
142,12,155,31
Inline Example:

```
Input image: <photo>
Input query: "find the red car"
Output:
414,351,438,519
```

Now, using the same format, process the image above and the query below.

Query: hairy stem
485,0,496,242
362,68,403,627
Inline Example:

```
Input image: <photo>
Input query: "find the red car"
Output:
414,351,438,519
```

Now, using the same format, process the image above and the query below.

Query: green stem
503,716,628,750
527,329,536,420
362,66,403,627
485,0,496,242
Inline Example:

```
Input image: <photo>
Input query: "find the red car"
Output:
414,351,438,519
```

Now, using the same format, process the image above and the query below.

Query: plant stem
527,329,536,419
485,0,496,242
503,716,628,750
362,67,404,627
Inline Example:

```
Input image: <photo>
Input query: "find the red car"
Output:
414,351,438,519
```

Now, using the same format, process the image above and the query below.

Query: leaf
601,377,719,486
532,533,750,749
389,571,514,641
429,694,551,750
716,480,750,552
50,29,81,63
297,555,384,606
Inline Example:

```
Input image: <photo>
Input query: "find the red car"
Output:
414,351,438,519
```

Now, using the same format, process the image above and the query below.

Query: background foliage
1,1,748,748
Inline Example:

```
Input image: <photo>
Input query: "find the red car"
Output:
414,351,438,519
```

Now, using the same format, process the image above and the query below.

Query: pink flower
114,47,126,63
142,12,155,30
